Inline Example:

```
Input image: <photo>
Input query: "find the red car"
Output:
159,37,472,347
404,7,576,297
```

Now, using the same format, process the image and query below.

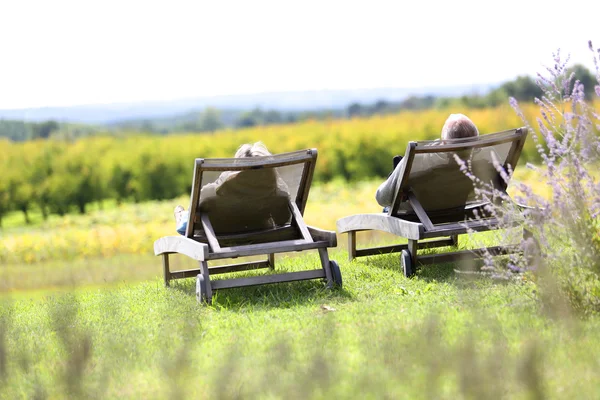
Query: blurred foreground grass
2,249,599,398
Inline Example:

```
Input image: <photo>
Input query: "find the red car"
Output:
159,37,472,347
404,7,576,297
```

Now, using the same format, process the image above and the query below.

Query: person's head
234,142,272,158
441,114,479,140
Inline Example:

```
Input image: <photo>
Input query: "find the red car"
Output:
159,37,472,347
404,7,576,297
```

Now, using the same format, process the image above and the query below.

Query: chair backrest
185,149,318,237
389,128,528,215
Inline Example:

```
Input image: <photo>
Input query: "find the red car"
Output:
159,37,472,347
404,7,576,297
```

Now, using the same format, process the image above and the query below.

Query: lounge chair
336,127,529,276
154,149,341,304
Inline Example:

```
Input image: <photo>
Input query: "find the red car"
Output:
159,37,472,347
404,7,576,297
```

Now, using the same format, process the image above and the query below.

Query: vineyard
0,173,551,268
0,181,381,266
0,103,543,226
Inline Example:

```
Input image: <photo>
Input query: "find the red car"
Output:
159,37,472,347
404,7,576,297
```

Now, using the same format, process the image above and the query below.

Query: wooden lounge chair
336,127,529,277
154,149,341,304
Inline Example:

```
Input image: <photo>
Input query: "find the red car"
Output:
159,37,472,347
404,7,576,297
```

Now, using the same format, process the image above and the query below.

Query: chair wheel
196,274,211,304
329,260,343,288
401,250,414,277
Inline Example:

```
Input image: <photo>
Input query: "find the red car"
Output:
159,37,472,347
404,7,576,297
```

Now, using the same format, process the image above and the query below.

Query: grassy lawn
2,248,600,398
2,176,599,398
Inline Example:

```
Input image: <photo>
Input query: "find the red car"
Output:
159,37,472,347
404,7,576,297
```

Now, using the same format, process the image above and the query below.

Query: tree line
347,64,597,116
0,119,108,142
2,64,595,142
0,120,61,141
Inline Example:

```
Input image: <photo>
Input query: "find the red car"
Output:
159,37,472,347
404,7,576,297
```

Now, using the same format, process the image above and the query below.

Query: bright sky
0,0,598,109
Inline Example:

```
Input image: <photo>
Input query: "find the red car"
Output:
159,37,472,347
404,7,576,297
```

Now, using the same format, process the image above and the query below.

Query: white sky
0,0,598,109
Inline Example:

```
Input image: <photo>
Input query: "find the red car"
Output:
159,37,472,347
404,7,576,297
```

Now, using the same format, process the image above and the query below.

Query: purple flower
460,42,600,315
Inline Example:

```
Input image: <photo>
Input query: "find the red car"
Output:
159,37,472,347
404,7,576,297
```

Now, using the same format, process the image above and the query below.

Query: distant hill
0,84,495,124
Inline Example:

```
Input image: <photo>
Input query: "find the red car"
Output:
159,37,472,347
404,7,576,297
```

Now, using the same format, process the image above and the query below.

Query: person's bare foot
174,205,185,224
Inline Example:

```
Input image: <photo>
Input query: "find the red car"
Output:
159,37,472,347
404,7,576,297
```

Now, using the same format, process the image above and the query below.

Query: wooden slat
422,224,493,238
414,131,522,154
201,214,221,252
206,225,298,242
154,236,209,261
307,226,337,247
451,235,458,246
170,268,202,280
501,127,528,190
296,149,317,214
407,191,434,231
318,248,333,285
337,213,516,242
390,142,417,215
353,238,455,258
189,225,301,248
348,231,357,261
211,269,325,290
200,261,212,300
355,244,408,257
268,254,275,269
186,160,204,237
289,201,314,242
197,150,315,170
336,213,423,240
207,239,331,260
162,254,170,287
421,217,522,238
416,245,521,265
408,239,418,263
411,128,520,149
425,238,456,248
208,260,271,275
168,260,272,280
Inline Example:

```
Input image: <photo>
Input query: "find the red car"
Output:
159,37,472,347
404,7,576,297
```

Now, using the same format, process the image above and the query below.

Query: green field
1,168,552,270
3,255,600,399
2,175,600,399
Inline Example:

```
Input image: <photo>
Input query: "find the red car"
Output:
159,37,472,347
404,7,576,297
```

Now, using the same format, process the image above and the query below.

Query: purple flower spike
458,42,600,305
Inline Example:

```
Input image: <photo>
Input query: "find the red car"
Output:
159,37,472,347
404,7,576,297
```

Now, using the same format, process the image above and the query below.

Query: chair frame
154,149,340,304
336,128,529,275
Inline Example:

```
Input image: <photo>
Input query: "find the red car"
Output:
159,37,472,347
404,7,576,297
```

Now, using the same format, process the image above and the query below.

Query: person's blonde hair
234,142,272,158
441,114,479,140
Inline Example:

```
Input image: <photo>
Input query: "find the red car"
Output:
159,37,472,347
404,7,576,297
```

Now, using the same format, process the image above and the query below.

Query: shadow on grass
416,262,457,282
169,275,354,311
417,256,521,289
360,248,457,282
359,247,504,286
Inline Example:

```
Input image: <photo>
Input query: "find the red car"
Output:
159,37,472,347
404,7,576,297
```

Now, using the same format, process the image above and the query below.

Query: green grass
2,176,599,398
0,254,162,295
2,245,600,399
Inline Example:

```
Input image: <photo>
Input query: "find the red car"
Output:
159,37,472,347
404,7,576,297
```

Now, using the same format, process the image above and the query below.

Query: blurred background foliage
1,64,598,227
0,103,544,226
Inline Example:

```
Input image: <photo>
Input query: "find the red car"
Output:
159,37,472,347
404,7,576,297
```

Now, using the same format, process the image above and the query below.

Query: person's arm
199,181,217,202
375,157,406,207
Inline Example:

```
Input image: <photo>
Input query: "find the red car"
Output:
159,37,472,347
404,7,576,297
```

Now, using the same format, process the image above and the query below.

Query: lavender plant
462,41,600,316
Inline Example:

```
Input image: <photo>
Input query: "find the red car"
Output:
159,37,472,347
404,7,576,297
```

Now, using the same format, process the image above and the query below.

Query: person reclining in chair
174,142,290,235
375,113,479,212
